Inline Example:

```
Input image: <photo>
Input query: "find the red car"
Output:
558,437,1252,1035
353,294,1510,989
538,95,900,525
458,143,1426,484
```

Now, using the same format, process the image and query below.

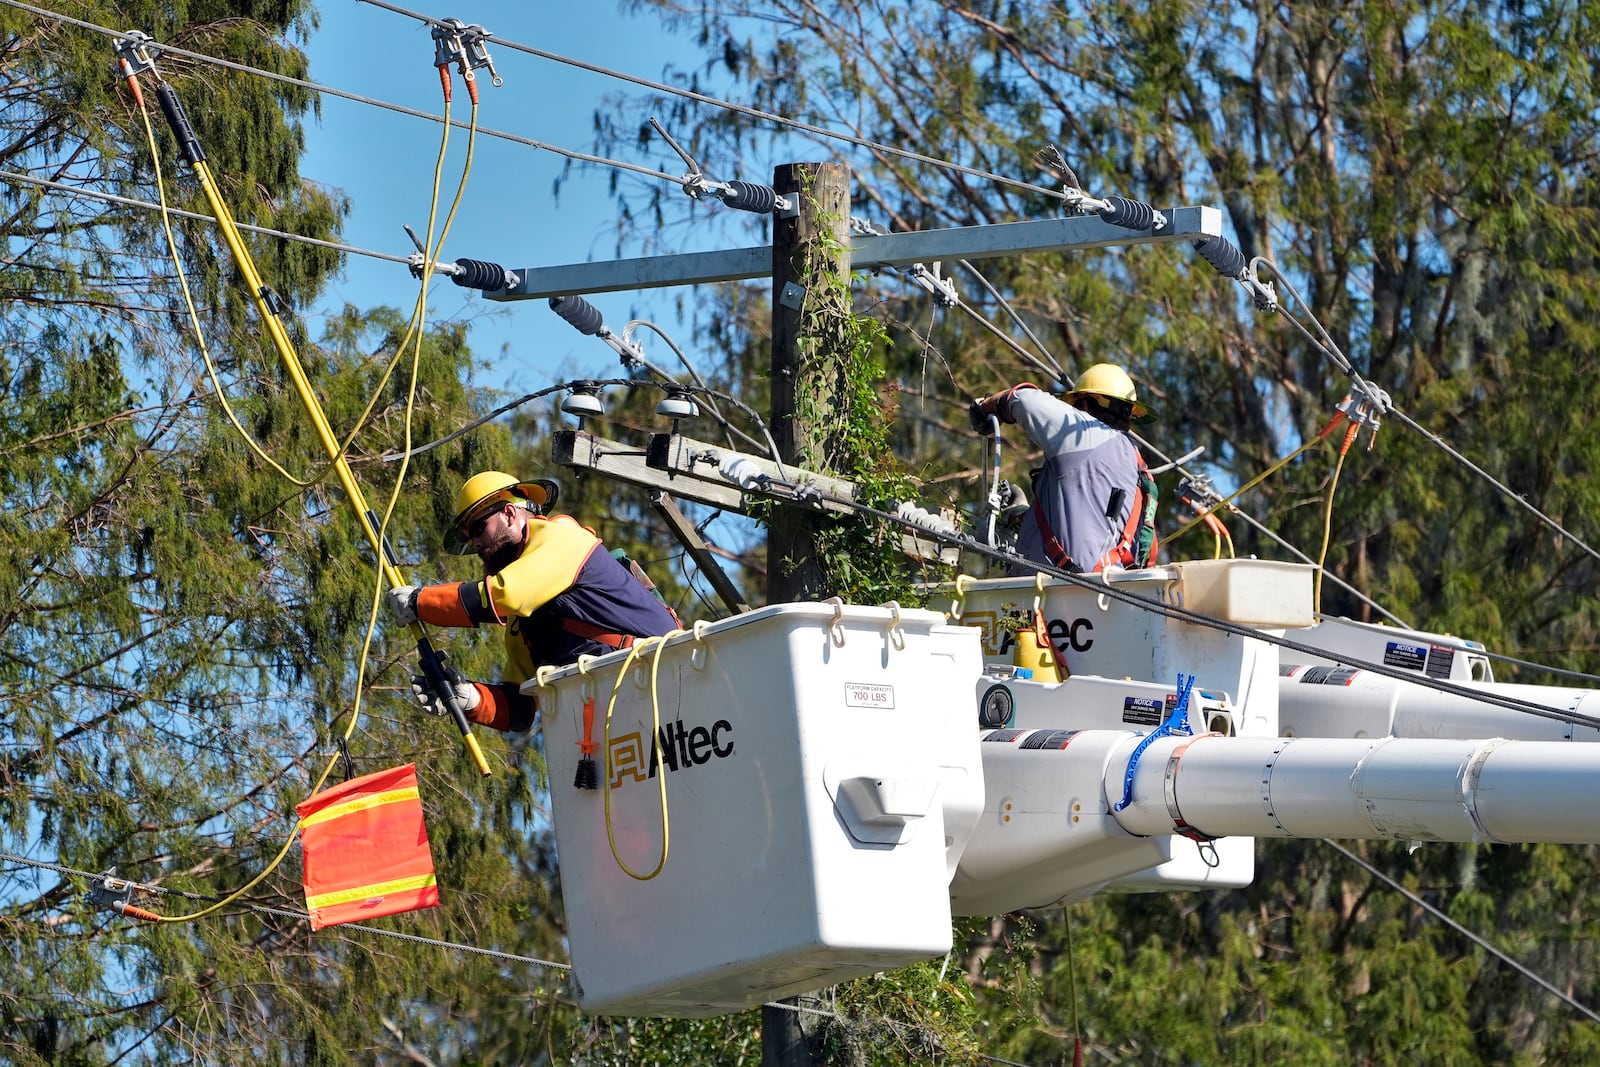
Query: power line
4,850,1038,1061
854,222,1409,627
0,167,410,264
24,0,1583,586
1322,839,1600,1025
0,851,571,971
4,0,681,186
354,0,1069,205
819,482,1600,731
1263,262,1600,569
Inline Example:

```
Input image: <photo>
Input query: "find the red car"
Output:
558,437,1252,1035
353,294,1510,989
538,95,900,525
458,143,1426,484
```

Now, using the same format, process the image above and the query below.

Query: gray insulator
722,181,778,214
549,295,605,335
1193,236,1247,279
451,258,510,292
1100,195,1155,230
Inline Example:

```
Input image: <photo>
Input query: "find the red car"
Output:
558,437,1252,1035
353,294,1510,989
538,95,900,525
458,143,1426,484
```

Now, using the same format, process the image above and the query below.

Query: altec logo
608,719,735,790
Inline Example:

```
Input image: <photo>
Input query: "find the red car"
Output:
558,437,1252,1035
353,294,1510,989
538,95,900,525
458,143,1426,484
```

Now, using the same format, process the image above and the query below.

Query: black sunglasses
461,504,503,540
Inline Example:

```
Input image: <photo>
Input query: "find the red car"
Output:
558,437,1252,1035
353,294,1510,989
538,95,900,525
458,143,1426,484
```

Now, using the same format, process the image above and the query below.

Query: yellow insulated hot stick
123,51,491,777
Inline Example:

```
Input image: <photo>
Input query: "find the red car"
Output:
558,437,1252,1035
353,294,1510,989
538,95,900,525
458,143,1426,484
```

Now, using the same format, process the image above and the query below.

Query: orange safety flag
296,763,440,931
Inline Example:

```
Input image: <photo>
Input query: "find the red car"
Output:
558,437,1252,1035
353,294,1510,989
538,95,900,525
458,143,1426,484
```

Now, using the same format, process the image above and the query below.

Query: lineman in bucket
388,471,680,733
969,363,1160,574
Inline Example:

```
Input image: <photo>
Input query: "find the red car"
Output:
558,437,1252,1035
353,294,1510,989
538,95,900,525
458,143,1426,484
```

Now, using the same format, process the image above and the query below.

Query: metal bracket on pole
489,206,1223,300
647,491,751,615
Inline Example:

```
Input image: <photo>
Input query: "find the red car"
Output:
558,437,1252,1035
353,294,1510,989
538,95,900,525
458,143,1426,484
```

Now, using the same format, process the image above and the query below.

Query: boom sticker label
1425,645,1456,679
1298,665,1360,686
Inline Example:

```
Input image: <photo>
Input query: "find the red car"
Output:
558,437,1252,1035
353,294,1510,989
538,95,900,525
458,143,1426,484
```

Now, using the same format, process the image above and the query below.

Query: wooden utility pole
766,160,852,607
763,160,851,1066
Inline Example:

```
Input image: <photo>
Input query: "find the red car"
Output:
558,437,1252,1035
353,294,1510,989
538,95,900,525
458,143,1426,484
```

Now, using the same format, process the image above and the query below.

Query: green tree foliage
0,6,587,1064
598,0,1600,1062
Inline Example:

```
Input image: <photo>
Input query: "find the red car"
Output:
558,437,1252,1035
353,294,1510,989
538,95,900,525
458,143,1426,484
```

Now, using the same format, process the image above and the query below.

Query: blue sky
297,2,764,397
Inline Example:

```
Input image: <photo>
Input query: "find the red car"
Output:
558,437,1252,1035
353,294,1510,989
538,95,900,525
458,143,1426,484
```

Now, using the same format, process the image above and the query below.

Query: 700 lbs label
845,683,896,709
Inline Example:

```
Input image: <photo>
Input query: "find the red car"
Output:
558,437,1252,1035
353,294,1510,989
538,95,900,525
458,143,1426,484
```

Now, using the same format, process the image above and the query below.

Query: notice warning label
1384,641,1427,671
1123,696,1165,727
844,683,895,709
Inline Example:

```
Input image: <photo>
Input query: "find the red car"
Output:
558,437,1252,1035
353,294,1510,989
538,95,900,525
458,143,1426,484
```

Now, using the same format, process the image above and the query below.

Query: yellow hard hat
1062,363,1158,423
445,470,560,554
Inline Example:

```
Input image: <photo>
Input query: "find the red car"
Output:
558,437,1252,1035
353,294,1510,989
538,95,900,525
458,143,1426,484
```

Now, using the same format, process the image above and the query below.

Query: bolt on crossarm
115,33,491,777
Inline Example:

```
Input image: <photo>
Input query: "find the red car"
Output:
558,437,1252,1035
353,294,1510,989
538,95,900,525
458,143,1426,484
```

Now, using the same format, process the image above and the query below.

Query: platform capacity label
844,683,896,709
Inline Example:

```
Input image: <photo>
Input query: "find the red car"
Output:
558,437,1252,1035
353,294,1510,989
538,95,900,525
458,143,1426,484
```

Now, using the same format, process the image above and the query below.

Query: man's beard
479,538,522,575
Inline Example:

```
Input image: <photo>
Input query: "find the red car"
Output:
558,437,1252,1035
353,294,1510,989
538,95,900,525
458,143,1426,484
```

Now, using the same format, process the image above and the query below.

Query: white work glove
718,454,765,489
387,585,420,626
409,654,480,717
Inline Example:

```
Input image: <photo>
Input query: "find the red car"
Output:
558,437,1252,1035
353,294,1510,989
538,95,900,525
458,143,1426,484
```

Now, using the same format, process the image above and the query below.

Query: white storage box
525,601,985,1017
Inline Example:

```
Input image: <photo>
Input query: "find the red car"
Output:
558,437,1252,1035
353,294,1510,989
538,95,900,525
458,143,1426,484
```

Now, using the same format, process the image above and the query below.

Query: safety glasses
460,504,502,541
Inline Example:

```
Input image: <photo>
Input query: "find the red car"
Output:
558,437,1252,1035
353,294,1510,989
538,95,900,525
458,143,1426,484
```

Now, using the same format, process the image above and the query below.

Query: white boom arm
952,728,1600,915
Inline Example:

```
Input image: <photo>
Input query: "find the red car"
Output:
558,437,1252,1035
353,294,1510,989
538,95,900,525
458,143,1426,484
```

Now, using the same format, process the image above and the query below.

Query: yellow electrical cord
1314,423,1360,615
138,104,316,487
124,65,486,919
601,633,683,881
1163,434,1324,549
1164,410,1351,549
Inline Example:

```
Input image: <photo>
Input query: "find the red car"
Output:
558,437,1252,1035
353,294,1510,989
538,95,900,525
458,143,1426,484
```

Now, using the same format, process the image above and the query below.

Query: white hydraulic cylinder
1279,666,1600,742
1112,732,1600,844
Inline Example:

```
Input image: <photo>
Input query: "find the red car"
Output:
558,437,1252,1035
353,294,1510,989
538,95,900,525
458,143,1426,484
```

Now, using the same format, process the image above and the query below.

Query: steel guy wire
5,0,681,186
0,851,571,971
1322,839,1600,1025
0,167,411,265
6,849,1039,1062
354,0,1070,205
822,485,1600,731
1260,259,1600,569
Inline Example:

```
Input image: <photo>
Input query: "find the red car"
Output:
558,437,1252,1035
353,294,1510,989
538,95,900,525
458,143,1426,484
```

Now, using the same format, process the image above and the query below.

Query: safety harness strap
560,617,637,651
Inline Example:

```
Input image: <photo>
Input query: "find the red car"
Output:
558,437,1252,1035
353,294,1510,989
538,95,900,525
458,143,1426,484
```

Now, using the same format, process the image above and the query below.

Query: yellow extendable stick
127,57,491,776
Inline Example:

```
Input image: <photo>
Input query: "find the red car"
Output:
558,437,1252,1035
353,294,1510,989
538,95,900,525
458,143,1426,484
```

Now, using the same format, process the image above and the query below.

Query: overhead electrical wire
354,0,1072,205
40,0,1569,608
0,167,411,264
808,483,1600,732
2,0,681,185
1260,261,1600,568
0,851,570,971
20,0,1598,590
2,849,1043,1064
1322,839,1600,1025
862,226,1409,625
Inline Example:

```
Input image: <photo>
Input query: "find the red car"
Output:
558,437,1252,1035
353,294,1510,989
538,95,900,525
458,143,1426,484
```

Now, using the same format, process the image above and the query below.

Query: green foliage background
4,1,1599,1065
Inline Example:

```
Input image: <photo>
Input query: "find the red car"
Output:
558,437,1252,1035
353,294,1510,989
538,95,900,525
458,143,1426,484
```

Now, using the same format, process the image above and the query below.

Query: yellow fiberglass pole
132,62,490,777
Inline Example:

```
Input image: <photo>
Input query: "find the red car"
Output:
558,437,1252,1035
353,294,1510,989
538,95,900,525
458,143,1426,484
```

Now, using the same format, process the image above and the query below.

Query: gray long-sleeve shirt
1006,386,1140,572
